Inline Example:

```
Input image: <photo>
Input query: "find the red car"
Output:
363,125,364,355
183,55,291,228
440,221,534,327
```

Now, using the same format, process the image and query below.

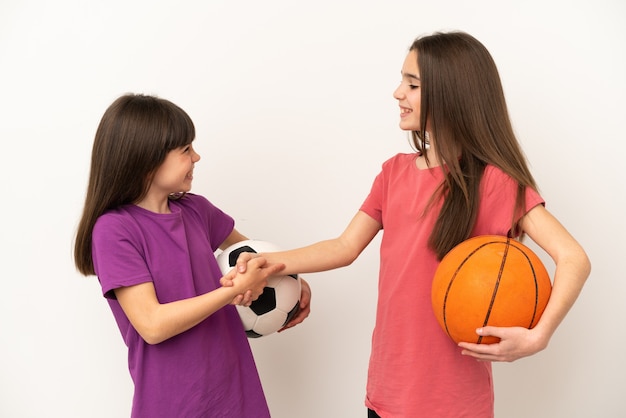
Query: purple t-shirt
92,193,270,418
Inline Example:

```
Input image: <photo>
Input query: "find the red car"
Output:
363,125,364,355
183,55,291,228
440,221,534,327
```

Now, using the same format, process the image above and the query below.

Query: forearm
532,248,591,346
118,284,241,345
261,239,358,276
260,211,381,275
116,258,283,344
521,205,591,346
147,287,242,344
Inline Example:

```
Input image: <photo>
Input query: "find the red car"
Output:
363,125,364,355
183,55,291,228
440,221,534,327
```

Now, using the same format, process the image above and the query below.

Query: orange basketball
431,235,552,344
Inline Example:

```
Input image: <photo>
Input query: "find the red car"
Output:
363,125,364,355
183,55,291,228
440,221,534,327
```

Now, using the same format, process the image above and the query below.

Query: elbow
568,246,592,285
142,333,167,346
576,244,592,281
582,252,592,281
134,322,171,345
337,248,360,268
138,330,164,345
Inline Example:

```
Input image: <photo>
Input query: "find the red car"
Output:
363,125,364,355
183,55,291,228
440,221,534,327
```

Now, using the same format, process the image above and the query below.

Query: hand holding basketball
431,235,552,345
458,324,550,362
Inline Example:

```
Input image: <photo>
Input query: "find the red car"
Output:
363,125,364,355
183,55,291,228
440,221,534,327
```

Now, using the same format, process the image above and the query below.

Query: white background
1,0,624,417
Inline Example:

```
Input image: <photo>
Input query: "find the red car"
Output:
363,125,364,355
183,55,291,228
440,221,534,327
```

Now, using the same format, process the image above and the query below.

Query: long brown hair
410,32,537,259
74,94,195,276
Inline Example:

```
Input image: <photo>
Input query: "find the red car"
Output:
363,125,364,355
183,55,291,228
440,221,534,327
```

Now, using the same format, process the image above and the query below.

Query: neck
134,195,171,214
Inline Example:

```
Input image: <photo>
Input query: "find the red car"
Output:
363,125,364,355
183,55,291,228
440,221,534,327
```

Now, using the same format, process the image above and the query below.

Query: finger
231,294,244,305
477,326,506,339
299,278,312,306
279,297,311,332
236,252,254,273
264,262,286,276
220,268,237,287
278,308,306,332
459,346,492,360
241,290,253,307
297,292,311,314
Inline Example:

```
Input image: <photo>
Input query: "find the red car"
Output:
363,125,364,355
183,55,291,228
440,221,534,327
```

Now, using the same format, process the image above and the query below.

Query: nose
393,84,404,100
193,149,201,162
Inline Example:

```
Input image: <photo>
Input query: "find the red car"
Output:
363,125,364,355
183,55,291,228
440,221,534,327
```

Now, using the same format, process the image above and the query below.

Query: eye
409,84,420,90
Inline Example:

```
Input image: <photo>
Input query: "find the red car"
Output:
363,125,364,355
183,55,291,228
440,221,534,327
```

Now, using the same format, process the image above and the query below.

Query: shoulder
379,153,416,171
383,153,415,165
173,193,222,215
483,164,513,180
93,206,136,233
91,207,147,257
177,192,210,207
481,164,518,189
93,206,148,244
173,193,234,226
481,164,544,206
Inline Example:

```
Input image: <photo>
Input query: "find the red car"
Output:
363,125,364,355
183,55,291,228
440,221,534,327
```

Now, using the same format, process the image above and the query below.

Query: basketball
431,235,552,344
216,240,301,338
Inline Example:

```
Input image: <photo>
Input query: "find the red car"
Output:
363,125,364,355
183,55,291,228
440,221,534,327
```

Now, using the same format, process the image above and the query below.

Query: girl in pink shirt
231,31,590,417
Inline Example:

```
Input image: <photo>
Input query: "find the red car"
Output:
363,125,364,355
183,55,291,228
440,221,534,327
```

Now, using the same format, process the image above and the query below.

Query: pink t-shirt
360,153,544,418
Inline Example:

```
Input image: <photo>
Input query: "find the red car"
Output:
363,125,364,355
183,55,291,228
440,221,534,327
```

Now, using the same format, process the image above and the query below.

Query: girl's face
150,143,201,197
393,50,422,131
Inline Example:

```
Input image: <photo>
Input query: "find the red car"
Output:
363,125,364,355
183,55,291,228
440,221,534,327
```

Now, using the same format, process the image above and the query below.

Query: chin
399,121,418,131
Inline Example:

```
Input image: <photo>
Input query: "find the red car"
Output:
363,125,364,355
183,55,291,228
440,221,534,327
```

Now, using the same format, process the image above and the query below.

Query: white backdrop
1,1,624,417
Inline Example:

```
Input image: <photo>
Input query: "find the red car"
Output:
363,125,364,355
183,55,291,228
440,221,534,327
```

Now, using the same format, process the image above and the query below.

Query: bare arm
459,204,591,361
520,205,590,342
223,212,380,329
219,228,249,251
248,211,382,275
114,255,285,345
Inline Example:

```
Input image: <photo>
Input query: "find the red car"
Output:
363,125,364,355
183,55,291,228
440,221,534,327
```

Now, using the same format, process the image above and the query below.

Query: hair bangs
163,103,196,151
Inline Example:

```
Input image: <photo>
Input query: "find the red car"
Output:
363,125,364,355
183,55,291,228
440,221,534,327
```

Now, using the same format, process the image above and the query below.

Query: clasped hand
220,252,311,331
221,256,284,303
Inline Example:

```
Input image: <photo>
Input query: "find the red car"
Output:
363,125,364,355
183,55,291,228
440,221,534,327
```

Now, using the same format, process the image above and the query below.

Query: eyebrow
402,71,420,81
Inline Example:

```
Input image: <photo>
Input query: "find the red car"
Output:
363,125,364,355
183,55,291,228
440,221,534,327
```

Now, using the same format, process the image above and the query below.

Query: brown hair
74,94,195,275
409,32,537,259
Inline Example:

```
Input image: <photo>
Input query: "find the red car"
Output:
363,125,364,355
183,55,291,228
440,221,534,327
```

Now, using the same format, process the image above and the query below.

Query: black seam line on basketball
442,239,501,343
478,238,511,344
488,240,541,329
508,241,540,328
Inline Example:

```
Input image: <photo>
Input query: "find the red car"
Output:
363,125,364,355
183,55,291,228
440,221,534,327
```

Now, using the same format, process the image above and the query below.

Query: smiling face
149,143,201,199
393,50,422,132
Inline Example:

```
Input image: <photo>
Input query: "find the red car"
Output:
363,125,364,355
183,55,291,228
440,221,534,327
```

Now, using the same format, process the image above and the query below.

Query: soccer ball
216,240,301,338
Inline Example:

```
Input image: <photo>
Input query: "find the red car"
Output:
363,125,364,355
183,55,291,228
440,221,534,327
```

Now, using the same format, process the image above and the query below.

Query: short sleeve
92,214,153,299
183,194,235,252
473,165,545,236
360,169,385,225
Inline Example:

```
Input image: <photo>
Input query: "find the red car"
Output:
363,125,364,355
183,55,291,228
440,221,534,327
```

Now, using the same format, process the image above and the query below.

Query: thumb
266,262,286,275
220,268,237,287
477,326,502,338
236,252,254,273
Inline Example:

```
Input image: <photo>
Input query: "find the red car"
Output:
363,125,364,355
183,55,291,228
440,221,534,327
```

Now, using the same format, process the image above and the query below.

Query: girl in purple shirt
74,94,311,417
